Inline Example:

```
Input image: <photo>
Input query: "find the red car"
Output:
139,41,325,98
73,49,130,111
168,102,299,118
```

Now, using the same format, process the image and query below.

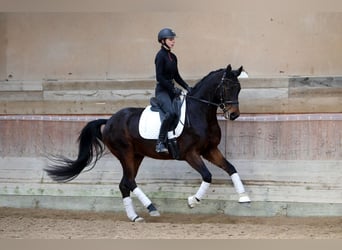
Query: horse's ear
237,66,243,76
226,64,232,73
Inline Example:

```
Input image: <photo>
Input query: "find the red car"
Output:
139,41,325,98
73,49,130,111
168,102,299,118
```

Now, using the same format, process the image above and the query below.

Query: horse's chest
206,125,221,143
194,124,220,144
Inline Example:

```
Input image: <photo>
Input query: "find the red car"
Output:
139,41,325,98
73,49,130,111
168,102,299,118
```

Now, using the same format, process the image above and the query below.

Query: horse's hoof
149,210,161,217
132,216,145,222
188,195,200,208
238,193,251,203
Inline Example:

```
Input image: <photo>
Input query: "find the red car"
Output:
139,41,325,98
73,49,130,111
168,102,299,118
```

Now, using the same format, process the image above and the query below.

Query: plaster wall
0,12,341,82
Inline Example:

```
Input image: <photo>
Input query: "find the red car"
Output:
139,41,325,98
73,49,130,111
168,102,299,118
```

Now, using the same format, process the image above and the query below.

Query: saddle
138,95,186,159
149,96,183,132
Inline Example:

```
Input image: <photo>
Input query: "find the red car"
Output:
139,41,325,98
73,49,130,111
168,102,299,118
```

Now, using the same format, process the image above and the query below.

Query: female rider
154,28,191,153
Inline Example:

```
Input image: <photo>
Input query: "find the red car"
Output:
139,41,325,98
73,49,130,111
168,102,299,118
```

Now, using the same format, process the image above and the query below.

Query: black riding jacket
155,46,189,98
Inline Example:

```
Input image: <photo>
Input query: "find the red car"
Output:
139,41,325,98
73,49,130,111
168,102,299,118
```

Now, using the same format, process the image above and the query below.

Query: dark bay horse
45,64,251,222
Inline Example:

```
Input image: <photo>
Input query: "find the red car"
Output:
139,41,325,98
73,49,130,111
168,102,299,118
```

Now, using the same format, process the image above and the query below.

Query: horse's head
217,64,243,120
189,64,243,120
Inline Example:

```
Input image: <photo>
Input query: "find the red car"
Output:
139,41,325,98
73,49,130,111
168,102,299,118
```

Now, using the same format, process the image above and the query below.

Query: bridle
186,71,239,113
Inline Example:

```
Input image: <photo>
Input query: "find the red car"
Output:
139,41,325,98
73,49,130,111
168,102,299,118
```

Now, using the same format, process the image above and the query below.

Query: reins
186,94,222,107
185,95,239,120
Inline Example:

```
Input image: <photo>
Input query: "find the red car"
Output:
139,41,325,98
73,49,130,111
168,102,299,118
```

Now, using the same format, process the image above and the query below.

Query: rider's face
165,38,175,49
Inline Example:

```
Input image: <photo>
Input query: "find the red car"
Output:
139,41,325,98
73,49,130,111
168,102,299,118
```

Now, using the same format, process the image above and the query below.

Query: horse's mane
193,68,224,90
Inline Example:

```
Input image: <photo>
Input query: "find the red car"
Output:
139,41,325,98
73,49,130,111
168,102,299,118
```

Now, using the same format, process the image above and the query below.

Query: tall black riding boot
168,137,180,160
156,118,169,153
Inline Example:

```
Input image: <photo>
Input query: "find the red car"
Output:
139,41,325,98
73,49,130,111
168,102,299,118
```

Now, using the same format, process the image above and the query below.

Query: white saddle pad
139,97,186,140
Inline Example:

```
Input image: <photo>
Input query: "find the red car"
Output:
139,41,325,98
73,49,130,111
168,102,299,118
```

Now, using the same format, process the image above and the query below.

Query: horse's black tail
44,119,108,182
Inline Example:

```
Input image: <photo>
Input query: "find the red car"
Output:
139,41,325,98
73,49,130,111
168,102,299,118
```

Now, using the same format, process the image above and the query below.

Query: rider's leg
156,114,170,153
155,91,174,153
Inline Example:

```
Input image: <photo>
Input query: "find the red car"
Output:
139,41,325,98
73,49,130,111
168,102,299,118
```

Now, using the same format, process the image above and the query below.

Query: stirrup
155,141,168,153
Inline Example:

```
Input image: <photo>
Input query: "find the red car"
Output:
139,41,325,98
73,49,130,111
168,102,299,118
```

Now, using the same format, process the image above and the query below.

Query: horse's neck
194,70,222,101
190,70,223,120
189,93,219,121
194,83,220,104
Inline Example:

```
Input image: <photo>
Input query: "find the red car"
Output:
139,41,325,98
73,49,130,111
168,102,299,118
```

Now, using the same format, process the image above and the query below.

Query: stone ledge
0,76,341,114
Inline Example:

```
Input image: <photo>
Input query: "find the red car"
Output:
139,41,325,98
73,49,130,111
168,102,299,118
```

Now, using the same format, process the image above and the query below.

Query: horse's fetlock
188,195,200,208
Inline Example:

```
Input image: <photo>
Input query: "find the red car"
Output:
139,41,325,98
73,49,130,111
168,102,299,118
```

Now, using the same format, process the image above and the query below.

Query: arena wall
0,113,341,216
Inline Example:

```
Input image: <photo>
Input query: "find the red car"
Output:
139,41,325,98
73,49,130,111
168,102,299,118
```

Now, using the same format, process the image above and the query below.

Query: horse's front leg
203,148,251,203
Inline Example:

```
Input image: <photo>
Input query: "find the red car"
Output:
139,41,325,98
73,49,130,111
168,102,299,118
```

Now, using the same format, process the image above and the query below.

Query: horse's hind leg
119,155,160,222
185,154,212,208
203,148,251,203
120,177,160,221
120,176,143,222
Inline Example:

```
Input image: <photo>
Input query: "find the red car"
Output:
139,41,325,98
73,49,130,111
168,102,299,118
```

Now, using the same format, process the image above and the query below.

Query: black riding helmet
158,28,176,43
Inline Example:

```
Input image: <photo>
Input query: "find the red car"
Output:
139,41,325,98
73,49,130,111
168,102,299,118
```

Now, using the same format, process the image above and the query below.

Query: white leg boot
133,187,160,216
123,197,144,222
231,173,251,203
188,181,210,208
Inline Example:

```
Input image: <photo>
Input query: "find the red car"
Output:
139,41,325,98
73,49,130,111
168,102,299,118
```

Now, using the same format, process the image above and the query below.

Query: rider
154,28,191,153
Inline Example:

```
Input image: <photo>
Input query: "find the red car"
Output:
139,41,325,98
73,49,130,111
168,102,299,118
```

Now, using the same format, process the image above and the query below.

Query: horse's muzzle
228,111,240,120
223,105,240,120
